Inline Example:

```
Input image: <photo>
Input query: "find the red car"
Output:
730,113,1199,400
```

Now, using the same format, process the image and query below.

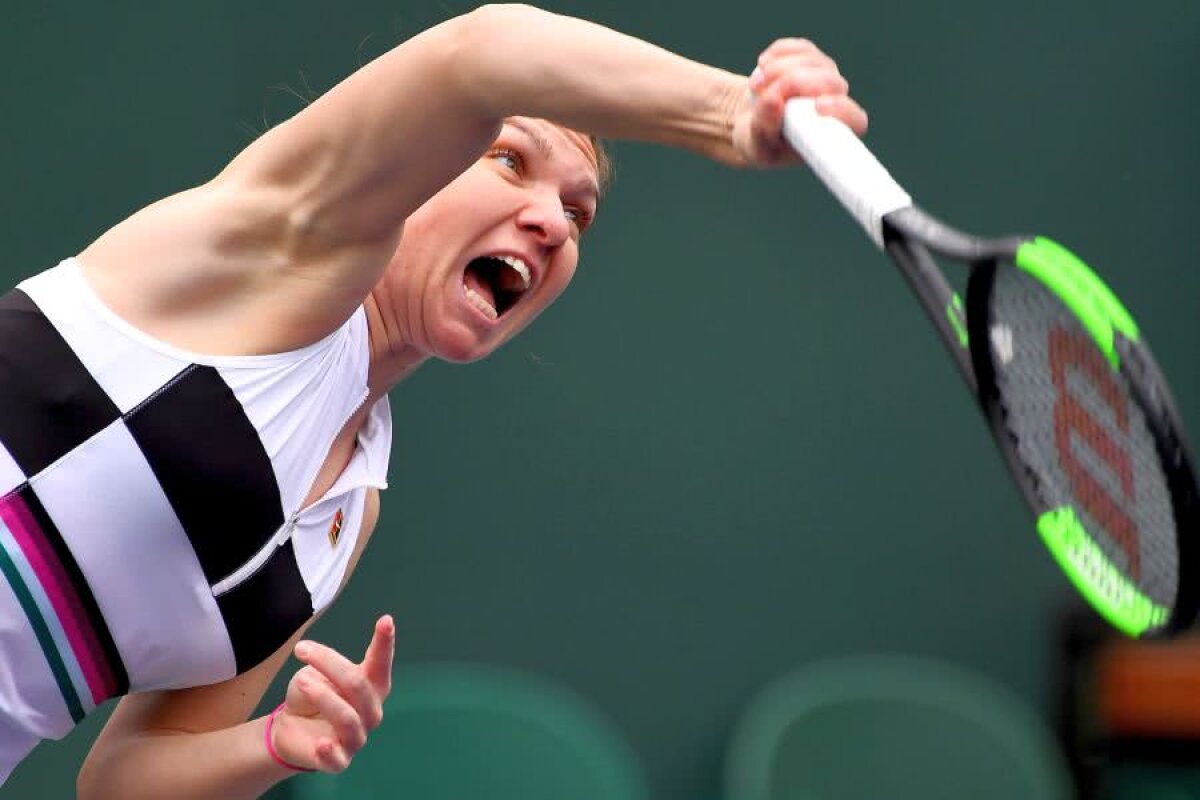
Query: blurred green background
2,1,1197,798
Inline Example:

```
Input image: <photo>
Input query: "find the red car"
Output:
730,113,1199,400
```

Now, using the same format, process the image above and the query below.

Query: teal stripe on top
0,536,85,723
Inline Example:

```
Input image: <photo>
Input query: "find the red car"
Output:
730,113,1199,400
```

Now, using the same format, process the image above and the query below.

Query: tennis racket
781,98,1199,638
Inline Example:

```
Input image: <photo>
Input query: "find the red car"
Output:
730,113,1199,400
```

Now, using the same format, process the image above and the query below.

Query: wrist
705,70,753,167
264,704,315,774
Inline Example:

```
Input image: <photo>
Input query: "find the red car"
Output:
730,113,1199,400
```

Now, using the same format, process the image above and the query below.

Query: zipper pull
280,510,301,546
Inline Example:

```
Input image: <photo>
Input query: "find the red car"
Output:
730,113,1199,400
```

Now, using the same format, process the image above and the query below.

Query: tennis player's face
386,117,600,363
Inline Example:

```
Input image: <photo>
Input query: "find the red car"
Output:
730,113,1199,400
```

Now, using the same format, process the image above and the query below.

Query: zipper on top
210,389,371,598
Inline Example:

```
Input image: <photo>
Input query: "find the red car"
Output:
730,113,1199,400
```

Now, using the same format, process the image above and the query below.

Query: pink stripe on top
0,495,112,705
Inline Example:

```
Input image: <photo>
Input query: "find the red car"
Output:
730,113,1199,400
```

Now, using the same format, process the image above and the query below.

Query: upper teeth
498,255,531,289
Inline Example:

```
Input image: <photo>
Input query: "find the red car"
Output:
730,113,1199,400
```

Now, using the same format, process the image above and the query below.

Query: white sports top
0,258,391,783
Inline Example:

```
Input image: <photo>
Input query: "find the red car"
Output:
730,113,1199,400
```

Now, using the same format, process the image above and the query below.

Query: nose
515,189,571,248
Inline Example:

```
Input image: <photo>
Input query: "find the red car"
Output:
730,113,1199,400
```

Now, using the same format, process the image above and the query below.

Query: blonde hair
587,135,614,197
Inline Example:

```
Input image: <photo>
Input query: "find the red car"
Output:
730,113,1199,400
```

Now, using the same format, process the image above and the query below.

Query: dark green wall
3,2,1197,798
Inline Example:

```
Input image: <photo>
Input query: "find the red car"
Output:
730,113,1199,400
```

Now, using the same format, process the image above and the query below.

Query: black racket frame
879,206,1200,636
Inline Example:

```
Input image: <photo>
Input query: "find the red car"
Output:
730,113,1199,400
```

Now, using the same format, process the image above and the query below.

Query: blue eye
491,149,521,172
564,206,594,232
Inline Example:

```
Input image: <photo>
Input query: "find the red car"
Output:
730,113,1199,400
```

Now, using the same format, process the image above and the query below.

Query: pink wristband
265,703,315,773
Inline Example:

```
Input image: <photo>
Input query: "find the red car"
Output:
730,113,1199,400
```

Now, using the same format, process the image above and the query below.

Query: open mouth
463,255,532,321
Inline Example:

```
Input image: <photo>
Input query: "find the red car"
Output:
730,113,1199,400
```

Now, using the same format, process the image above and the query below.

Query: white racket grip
782,98,912,249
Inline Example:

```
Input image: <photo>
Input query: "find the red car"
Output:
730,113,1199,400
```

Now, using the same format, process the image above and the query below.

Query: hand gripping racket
782,99,1199,638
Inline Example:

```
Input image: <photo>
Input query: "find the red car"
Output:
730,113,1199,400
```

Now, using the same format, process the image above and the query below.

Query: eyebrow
505,117,554,161
503,118,600,204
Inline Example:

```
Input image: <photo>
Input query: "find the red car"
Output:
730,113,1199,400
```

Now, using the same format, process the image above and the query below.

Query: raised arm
80,5,861,354
218,4,750,250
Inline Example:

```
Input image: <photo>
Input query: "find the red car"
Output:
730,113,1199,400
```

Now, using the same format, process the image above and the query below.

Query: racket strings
986,268,1178,611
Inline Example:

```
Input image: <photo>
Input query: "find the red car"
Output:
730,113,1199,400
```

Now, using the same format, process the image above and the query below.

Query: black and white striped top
0,259,391,780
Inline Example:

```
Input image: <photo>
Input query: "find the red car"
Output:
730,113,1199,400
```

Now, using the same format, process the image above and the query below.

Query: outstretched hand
270,615,395,772
732,38,869,167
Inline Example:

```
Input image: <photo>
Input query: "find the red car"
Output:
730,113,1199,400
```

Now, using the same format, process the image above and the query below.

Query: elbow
465,3,544,24
77,739,113,800
77,778,99,800
77,736,130,800
452,4,554,112
461,4,549,44
76,753,103,800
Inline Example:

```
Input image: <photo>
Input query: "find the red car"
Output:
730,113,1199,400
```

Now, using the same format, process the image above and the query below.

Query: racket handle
782,98,912,248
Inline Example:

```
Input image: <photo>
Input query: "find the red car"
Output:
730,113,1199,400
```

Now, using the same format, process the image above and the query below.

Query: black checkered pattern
0,288,313,674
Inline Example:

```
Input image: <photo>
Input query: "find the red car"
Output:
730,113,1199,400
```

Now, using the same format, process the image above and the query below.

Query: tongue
464,269,496,311
496,266,526,293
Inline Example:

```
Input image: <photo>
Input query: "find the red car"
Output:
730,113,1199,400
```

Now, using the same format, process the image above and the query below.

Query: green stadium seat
724,654,1073,800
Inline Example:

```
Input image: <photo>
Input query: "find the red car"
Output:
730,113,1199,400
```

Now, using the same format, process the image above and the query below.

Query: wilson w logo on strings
1048,326,1139,579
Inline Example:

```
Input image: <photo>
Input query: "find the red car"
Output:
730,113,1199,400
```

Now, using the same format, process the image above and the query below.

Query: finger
284,665,329,716
759,66,849,103
751,50,843,100
759,50,841,81
748,92,793,164
315,737,352,773
296,641,370,706
758,37,824,64
362,615,395,696
815,94,869,136
298,672,368,753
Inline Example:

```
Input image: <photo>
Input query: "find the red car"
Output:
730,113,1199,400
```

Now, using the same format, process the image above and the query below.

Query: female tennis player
0,5,865,797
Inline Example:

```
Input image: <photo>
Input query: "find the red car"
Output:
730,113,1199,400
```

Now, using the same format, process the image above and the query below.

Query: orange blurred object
1095,635,1200,738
